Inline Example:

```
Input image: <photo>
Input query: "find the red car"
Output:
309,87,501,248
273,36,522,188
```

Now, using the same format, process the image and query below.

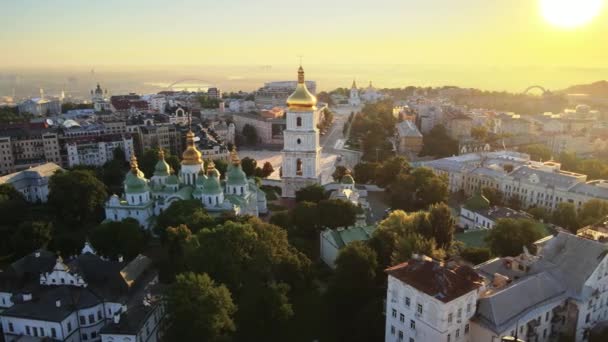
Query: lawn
456,222,553,248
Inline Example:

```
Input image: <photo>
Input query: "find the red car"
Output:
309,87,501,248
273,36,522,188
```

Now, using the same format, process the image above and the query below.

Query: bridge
523,85,551,96
167,78,214,90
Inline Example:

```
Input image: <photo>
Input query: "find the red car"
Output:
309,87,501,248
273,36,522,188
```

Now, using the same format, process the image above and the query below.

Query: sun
540,0,604,28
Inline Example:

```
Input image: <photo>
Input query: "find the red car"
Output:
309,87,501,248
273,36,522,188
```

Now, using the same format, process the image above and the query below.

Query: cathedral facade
281,66,322,198
104,129,267,229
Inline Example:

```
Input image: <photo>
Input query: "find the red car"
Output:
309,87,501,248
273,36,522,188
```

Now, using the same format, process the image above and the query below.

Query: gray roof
396,120,422,138
509,165,584,190
100,303,158,335
476,272,567,332
0,163,63,190
569,181,608,200
475,206,532,222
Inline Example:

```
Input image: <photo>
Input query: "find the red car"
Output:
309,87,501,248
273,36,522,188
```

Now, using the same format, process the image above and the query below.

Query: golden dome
181,130,203,165
286,66,317,111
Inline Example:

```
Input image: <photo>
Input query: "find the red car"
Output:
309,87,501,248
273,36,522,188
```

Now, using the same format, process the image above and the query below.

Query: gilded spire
287,65,317,110
230,146,240,165
130,153,139,174
298,65,305,84
182,123,203,166
158,148,165,160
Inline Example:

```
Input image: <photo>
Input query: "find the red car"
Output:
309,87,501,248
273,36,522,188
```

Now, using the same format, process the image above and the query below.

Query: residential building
0,246,164,342
18,90,61,116
459,192,533,230
446,113,473,141
110,95,149,113
0,125,61,174
232,113,286,145
136,124,183,156
105,142,267,229
384,255,483,342
576,217,608,242
65,134,134,167
423,151,608,212
0,163,63,203
492,113,532,136
395,120,423,155
254,80,317,108
281,66,322,198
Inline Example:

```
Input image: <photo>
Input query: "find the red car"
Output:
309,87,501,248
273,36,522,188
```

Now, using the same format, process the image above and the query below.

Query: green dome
196,173,207,186
202,174,223,195
154,149,171,177
125,170,148,193
166,175,179,185
341,174,355,184
226,164,247,185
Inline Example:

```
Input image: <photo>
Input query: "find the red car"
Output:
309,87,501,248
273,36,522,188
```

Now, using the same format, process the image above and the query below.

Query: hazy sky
1,0,607,68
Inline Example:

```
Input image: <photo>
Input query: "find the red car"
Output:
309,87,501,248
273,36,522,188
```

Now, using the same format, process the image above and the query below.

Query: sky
1,0,607,68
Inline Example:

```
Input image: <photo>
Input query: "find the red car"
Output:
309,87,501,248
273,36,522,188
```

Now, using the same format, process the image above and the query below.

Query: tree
354,162,379,184
527,206,550,222
389,168,448,211
240,157,257,177
485,219,544,257
460,247,492,265
506,195,522,210
375,156,409,188
155,200,214,237
327,242,382,342
269,211,292,229
0,184,29,228
332,165,349,182
213,159,228,179
48,169,108,228
482,186,503,206
427,203,455,248
242,124,258,145
552,202,579,232
470,125,488,141
166,272,236,342
260,162,274,178
578,199,608,227
519,144,552,161
295,184,327,203
90,218,145,259
419,125,458,158
319,199,359,229
291,201,321,237
11,221,53,257
163,224,199,281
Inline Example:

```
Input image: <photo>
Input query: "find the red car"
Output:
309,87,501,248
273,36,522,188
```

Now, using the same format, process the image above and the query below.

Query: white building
281,66,322,198
66,135,134,167
423,151,608,212
0,246,164,342
105,142,267,229
0,163,63,203
348,79,361,107
320,225,375,269
361,81,384,103
385,255,483,342
91,84,111,112
18,90,62,116
459,192,533,230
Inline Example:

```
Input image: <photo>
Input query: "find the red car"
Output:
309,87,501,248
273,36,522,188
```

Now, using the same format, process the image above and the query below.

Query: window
546,312,550,322
448,313,453,323
543,329,547,338
391,326,395,335
40,327,45,336
33,327,38,337
456,329,460,338
82,333,88,340
51,328,57,338
410,320,416,330
400,313,405,323
405,297,410,307
80,316,86,325
392,309,397,318
457,308,462,319
8,322,13,332
410,339,415,342
466,303,471,313
91,332,97,338
586,313,591,323
98,310,103,320
26,326,31,335
68,322,72,332
417,304,423,315
447,334,451,342
297,138,301,145
296,117,302,127
296,158,303,176
398,331,404,341
465,324,469,334
89,314,95,324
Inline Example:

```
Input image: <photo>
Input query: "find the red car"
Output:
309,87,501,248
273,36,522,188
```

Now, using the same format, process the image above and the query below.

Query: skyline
2,0,607,68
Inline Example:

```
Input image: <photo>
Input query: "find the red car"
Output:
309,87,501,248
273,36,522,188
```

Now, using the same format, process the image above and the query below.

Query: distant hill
560,80,608,97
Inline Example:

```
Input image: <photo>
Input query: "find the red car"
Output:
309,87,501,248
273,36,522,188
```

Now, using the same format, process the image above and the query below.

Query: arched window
241,186,244,194
297,138,301,145
296,159,303,176
208,197,212,204
296,117,302,127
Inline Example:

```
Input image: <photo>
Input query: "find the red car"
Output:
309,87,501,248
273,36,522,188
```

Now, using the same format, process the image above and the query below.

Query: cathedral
281,66,323,197
104,127,267,229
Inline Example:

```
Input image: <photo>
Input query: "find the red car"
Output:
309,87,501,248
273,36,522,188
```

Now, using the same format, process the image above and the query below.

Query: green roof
154,159,171,177
323,226,375,249
464,192,490,211
174,186,194,200
226,194,246,206
125,170,149,194
166,175,179,185
202,174,223,195
226,164,247,185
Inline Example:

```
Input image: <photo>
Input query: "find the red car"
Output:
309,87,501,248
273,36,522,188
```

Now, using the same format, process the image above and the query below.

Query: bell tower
281,66,321,198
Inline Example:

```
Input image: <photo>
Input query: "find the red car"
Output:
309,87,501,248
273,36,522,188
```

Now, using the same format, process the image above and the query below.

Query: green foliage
240,157,257,177
558,152,608,181
552,202,579,232
48,169,108,228
319,199,359,229
269,210,292,229
259,161,275,178
451,89,568,115
139,148,181,178
61,102,93,112
485,218,544,257
388,167,448,211
519,144,552,161
292,201,321,237
197,96,221,109
460,247,492,265
375,156,410,188
349,100,397,161
11,221,53,258
0,108,32,123
527,206,550,222
419,125,458,158
353,162,379,184
427,203,455,249
242,124,258,145
213,158,228,179
166,272,236,342
295,184,328,203
332,165,349,182
155,200,214,238
90,218,145,259
482,186,503,206
578,199,608,227
470,125,488,141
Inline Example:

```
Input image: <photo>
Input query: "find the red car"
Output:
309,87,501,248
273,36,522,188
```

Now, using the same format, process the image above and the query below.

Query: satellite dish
45,118,54,126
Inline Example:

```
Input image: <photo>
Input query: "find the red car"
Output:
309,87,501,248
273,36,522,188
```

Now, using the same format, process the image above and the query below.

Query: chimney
35,251,40,258
118,255,124,263
56,300,61,307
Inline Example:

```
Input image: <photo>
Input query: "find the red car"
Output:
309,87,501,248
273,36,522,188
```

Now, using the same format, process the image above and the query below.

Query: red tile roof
386,259,483,302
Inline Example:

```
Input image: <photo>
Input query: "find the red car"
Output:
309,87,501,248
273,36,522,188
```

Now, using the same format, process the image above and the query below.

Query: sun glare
540,0,604,28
